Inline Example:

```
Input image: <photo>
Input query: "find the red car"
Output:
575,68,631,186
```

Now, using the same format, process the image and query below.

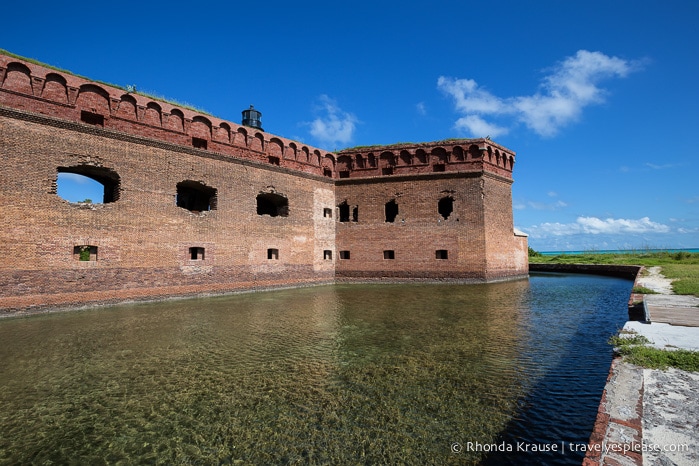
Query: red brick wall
0,51,527,311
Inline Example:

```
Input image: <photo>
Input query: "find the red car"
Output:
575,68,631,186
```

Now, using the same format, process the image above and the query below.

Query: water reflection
0,274,630,465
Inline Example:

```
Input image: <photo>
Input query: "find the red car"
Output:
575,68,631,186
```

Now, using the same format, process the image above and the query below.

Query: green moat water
0,275,631,465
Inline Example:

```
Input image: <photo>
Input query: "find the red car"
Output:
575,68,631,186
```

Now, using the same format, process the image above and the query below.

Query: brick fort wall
0,51,527,312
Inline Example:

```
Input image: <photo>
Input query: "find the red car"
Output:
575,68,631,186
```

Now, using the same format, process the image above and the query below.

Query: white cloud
438,50,639,137
453,115,508,138
523,216,670,238
306,95,357,148
416,102,427,115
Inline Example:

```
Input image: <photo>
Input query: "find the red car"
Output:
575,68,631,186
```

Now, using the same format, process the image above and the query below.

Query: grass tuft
609,331,699,371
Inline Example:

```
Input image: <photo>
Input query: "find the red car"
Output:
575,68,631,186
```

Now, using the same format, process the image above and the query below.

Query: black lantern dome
242,105,263,131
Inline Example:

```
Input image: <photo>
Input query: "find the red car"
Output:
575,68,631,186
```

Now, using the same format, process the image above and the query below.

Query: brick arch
367,153,376,167
355,154,365,168
468,144,481,159
285,142,297,160
399,150,412,165
234,127,248,146
415,149,427,164
191,115,212,140
337,155,352,171
431,147,448,164
42,73,68,104
301,146,310,162
379,151,396,167
76,84,110,115
250,132,265,152
452,145,465,161
166,108,185,132
145,102,162,127
217,122,231,143
4,62,33,95
116,94,137,120
322,154,335,177
313,149,322,166
268,138,284,158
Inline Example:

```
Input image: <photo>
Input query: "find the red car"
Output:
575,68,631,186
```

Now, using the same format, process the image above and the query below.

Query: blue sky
2,0,697,251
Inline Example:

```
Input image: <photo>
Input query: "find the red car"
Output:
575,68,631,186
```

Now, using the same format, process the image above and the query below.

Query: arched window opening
257,192,289,217
385,199,399,223
176,181,217,212
438,197,454,220
56,166,120,204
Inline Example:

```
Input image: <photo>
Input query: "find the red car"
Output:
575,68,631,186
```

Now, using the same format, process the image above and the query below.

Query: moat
0,274,631,465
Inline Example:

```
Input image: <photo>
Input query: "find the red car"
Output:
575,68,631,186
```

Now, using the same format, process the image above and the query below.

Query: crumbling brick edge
582,265,647,466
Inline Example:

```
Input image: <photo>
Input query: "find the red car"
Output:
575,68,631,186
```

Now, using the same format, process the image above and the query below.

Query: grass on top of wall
529,249,699,296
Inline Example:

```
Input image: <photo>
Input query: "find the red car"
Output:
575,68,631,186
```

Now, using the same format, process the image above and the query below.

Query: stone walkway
585,266,699,466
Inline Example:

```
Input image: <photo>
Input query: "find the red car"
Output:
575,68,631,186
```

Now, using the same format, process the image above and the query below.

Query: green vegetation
610,331,699,372
529,249,699,296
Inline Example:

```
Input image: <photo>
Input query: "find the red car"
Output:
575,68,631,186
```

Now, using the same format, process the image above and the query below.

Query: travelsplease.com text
450,441,689,455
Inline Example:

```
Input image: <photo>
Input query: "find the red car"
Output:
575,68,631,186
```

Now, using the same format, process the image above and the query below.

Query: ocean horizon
539,248,699,256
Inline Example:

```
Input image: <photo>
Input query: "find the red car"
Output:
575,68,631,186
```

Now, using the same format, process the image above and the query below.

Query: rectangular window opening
339,250,350,260
383,250,395,260
267,248,279,260
74,245,98,261
323,208,333,218
268,156,280,166
436,249,449,260
324,250,333,260
381,167,393,175
339,170,350,178
192,137,208,150
80,111,104,127
433,164,445,172
189,247,205,260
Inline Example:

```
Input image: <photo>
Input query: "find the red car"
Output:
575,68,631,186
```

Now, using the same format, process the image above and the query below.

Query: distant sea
540,248,699,256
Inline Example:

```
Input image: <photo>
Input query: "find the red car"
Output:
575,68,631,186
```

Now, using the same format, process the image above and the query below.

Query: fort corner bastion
0,51,528,313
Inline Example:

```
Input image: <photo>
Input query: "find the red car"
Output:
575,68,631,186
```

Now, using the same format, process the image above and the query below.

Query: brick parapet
0,53,334,177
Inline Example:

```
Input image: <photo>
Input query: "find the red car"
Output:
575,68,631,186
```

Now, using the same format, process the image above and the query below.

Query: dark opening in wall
382,167,393,175
338,201,350,222
436,250,448,260
74,245,98,261
339,250,350,260
192,137,208,150
339,171,350,178
257,192,289,217
323,168,333,178
352,206,358,222
176,181,217,212
324,250,333,260
267,248,279,260
189,247,205,260
438,196,454,220
80,111,104,127
383,250,395,260
268,156,280,166
57,166,121,203
323,208,333,218
433,164,445,172
385,200,398,223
